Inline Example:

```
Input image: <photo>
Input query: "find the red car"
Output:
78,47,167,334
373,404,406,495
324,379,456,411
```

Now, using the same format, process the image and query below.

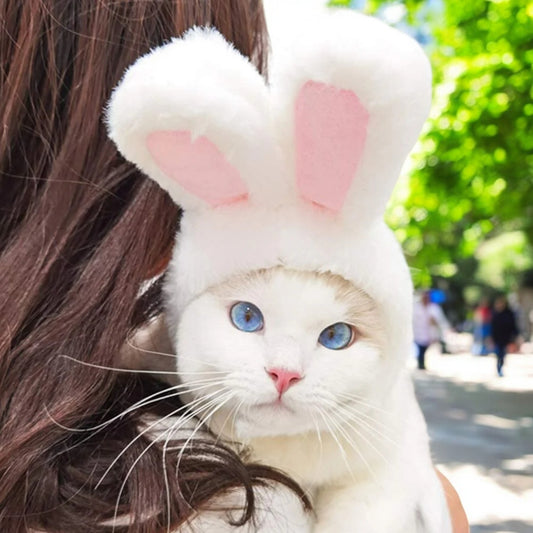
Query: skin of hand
436,469,469,533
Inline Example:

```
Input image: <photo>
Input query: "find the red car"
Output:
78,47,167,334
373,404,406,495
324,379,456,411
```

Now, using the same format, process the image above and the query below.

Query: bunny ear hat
107,8,432,353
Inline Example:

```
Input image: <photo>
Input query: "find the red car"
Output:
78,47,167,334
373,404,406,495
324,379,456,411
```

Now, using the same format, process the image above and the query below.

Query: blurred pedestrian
413,290,450,370
472,298,492,355
490,296,519,377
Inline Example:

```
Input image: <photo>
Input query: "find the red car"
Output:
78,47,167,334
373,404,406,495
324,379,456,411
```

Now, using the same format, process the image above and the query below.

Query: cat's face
175,268,385,440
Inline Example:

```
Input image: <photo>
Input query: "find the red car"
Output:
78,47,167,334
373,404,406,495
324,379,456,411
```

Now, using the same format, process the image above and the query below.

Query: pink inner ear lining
146,130,248,207
295,80,369,212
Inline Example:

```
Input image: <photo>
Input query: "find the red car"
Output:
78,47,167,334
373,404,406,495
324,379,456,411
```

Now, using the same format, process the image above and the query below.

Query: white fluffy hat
107,8,431,345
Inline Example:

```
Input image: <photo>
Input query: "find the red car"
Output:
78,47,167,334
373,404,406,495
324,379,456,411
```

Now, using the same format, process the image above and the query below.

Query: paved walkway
412,349,533,533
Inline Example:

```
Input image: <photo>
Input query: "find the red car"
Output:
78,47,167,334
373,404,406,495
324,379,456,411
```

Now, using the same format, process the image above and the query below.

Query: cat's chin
231,401,314,439
252,399,296,413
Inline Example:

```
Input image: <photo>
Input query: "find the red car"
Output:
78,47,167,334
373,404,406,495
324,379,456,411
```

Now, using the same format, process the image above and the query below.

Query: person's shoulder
429,303,442,314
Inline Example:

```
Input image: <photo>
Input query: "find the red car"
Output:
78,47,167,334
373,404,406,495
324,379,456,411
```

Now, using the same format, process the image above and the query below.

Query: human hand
436,469,469,533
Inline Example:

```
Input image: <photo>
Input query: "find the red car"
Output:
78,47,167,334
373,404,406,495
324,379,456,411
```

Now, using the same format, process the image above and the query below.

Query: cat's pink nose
266,368,302,395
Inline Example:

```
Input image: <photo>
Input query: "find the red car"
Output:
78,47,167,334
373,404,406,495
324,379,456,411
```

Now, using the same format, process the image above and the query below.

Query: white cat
107,7,452,532
171,268,451,533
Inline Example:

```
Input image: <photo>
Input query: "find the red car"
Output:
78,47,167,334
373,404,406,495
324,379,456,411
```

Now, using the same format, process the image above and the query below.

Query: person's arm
432,304,451,333
436,469,469,533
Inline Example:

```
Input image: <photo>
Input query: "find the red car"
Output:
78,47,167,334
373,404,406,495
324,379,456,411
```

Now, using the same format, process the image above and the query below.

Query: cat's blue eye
318,322,354,350
230,302,264,332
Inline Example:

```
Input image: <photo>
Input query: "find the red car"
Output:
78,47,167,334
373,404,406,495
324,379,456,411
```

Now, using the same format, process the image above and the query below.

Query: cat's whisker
126,340,240,373
159,391,234,533
232,398,247,437
334,402,400,446
319,396,399,461
335,391,390,414
98,387,230,491
173,390,234,439
339,403,394,432
174,391,236,474
315,406,356,482
240,399,256,431
162,393,231,459
223,397,247,450
62,353,232,380
174,369,227,375
324,407,376,482
110,416,182,532
126,341,228,369
213,397,244,446
163,444,171,533
159,388,233,440
59,354,180,376
46,378,228,435
307,407,324,466
125,339,178,358
118,379,229,427
43,405,89,433
330,408,394,469
318,394,397,441
111,389,233,531
177,352,241,370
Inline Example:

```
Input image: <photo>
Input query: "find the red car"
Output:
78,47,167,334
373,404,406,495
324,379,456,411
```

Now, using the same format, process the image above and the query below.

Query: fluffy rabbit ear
270,9,432,223
107,28,281,211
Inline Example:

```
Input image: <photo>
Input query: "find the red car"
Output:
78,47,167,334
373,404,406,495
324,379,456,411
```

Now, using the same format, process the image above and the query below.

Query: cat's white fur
173,268,451,532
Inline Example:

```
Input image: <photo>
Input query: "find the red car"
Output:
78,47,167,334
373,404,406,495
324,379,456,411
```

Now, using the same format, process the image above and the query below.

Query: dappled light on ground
412,348,533,532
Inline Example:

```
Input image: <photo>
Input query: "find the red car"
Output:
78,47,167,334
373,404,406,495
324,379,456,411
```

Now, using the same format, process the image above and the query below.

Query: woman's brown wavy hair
0,1,308,531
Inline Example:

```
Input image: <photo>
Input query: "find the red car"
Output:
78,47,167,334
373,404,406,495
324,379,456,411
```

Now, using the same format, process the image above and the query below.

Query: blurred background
332,0,533,327
326,1,532,531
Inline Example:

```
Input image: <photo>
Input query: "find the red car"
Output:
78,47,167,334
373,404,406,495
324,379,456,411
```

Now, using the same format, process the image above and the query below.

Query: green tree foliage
476,231,533,291
346,0,533,290
328,0,352,6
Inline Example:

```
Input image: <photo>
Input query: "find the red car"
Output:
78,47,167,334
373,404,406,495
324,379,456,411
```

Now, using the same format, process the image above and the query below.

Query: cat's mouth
250,398,295,414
